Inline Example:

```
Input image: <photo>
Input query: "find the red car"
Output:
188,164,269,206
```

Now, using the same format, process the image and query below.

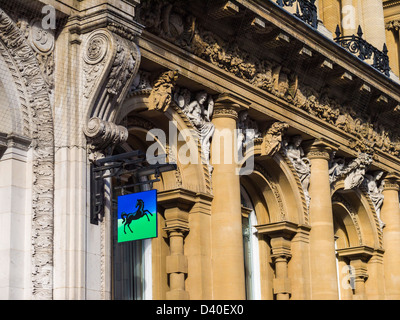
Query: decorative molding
83,117,129,162
212,107,238,120
0,9,54,299
138,0,400,159
254,163,286,221
332,194,363,246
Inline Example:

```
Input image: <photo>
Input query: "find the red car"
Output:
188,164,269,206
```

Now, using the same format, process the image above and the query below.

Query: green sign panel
117,189,157,243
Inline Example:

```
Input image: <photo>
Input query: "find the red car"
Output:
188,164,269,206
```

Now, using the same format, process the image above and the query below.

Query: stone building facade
1,0,400,300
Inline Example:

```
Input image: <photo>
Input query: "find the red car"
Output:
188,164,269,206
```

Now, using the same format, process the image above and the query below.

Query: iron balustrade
276,0,318,29
334,25,390,77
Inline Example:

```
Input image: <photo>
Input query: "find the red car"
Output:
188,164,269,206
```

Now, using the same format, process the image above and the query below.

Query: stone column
256,221,298,300
380,173,400,299
307,141,339,299
337,246,374,300
210,93,248,300
0,134,32,299
158,188,196,300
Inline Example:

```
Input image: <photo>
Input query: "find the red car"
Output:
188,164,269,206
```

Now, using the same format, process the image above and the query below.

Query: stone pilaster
210,93,249,299
158,188,197,300
256,221,298,300
380,173,400,299
307,140,339,299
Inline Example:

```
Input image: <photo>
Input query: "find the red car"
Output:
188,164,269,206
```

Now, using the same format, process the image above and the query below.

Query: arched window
241,186,261,300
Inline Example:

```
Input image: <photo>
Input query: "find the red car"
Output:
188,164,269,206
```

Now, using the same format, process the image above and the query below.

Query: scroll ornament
83,117,129,162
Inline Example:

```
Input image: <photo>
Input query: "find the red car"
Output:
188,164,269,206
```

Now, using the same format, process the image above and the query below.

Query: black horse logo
121,199,153,234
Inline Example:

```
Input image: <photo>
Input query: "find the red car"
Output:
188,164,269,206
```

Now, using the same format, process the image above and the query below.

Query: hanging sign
117,189,158,243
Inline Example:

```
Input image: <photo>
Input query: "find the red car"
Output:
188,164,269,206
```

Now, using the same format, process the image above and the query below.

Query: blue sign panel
117,189,157,243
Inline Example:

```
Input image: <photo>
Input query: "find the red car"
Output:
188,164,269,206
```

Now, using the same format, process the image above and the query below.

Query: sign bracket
90,150,177,224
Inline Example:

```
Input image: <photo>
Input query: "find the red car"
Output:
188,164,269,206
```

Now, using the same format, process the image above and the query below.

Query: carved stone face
197,92,207,104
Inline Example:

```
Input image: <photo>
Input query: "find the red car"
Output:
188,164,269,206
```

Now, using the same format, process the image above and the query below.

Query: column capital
213,92,250,120
304,139,338,160
383,172,400,191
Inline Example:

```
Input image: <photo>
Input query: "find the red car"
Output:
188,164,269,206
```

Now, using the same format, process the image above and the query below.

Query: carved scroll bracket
83,117,129,162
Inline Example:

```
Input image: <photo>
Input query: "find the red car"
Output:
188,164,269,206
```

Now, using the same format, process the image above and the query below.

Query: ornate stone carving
262,121,289,157
82,29,141,122
17,18,55,90
0,9,54,299
83,117,129,162
282,135,311,207
173,87,215,166
329,153,373,190
148,70,179,112
129,70,153,96
362,171,385,227
237,110,261,151
138,0,400,158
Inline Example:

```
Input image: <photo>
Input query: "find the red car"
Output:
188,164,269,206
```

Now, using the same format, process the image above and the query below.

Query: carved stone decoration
16,18,55,90
82,29,141,122
137,0,400,158
173,87,215,167
0,9,55,299
148,70,179,112
83,117,129,162
262,121,289,157
82,31,110,99
129,70,153,96
329,151,346,184
282,135,311,207
330,153,373,190
362,171,385,228
237,111,262,151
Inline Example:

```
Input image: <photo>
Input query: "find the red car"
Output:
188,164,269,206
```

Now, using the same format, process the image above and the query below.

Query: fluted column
307,141,339,299
380,173,400,299
210,93,248,299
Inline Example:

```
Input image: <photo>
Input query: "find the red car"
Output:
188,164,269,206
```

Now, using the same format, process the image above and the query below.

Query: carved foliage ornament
138,0,400,159
0,9,54,299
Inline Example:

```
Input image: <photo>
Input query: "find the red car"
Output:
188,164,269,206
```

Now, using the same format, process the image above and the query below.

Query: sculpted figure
263,122,289,157
364,171,384,212
174,89,215,164
329,152,346,184
237,111,261,151
148,70,178,112
284,135,311,204
343,153,373,190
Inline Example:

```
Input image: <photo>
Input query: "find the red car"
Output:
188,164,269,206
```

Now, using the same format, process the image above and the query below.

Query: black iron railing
334,25,390,77
276,0,318,29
